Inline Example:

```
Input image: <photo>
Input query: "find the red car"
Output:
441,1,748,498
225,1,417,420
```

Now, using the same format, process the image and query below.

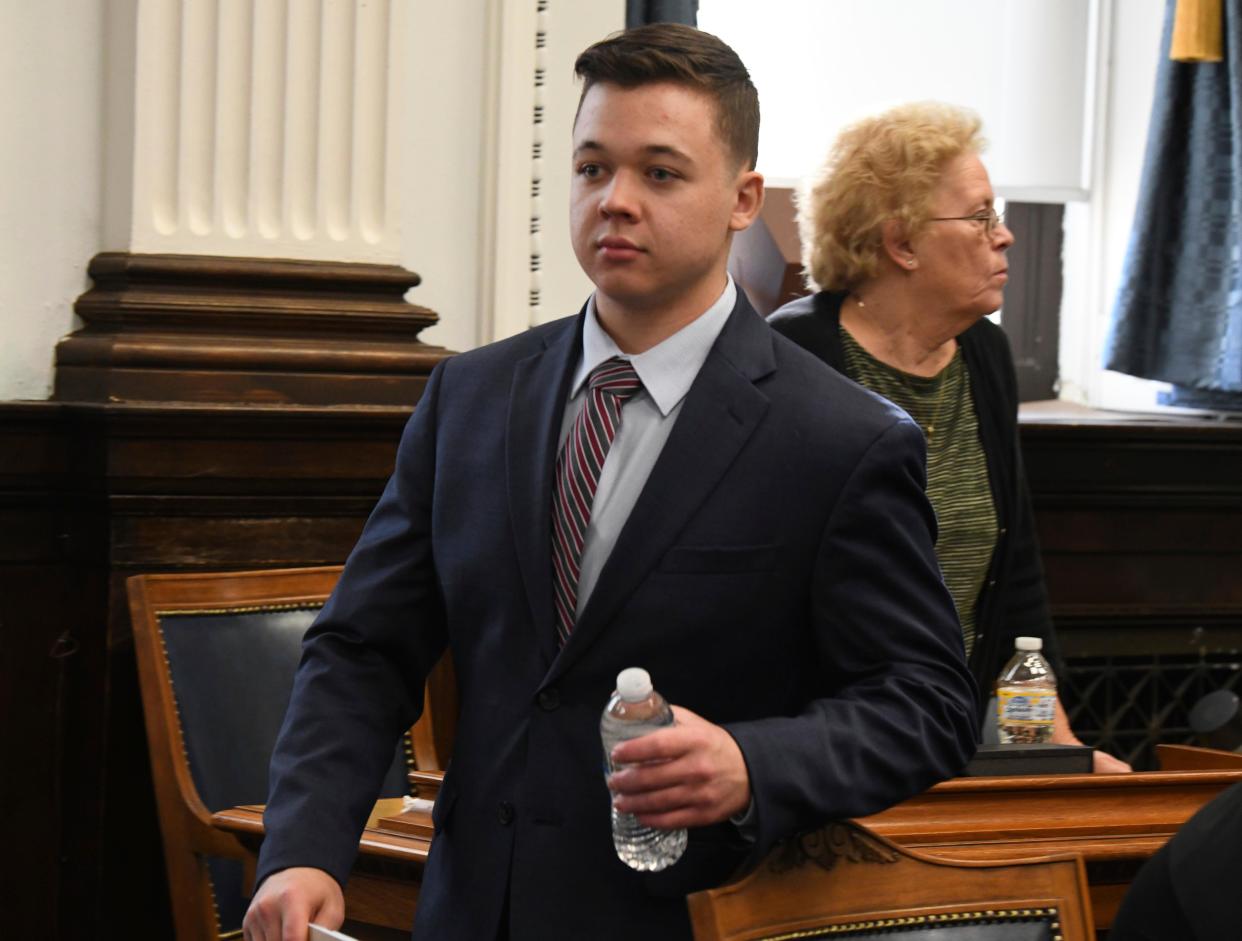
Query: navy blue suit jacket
257,294,978,940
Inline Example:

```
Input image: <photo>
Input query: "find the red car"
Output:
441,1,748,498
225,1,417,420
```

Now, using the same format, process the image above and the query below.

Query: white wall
373,1,622,355
1059,0,1166,408
0,0,105,400
470,0,623,345
534,5,624,324
700,0,1096,202
402,1,492,355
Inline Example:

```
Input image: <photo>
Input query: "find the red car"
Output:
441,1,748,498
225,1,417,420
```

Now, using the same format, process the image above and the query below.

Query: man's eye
577,163,602,178
649,167,676,182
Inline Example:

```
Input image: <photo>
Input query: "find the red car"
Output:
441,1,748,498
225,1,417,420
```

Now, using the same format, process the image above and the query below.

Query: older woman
769,102,1130,773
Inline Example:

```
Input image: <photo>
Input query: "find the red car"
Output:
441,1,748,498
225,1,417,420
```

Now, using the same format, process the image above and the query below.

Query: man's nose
600,172,639,218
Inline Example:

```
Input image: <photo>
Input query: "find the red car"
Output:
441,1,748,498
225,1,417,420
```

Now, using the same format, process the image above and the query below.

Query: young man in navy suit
244,24,977,941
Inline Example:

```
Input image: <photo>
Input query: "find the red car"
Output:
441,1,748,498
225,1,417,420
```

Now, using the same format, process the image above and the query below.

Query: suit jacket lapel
507,314,583,668
549,296,777,680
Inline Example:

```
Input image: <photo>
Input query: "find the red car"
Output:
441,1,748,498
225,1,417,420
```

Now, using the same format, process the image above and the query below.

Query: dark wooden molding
1020,418,1242,628
55,253,450,406
1021,419,1242,503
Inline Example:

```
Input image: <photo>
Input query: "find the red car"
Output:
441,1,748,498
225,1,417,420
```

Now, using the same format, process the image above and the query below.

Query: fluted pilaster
130,0,403,262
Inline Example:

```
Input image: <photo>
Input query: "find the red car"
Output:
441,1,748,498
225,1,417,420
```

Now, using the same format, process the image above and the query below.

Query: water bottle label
997,688,1056,724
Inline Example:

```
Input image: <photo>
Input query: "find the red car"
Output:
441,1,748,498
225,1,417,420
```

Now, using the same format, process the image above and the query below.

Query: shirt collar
572,276,737,417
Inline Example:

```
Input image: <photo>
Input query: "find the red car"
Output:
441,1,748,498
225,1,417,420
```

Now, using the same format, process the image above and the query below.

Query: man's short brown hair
573,23,760,171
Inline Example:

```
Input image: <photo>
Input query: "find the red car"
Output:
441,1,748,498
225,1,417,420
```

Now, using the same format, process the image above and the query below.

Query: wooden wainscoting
1020,406,1242,768
0,400,419,937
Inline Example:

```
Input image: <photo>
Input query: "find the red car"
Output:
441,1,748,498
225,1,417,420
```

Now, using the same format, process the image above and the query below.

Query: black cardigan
768,291,1060,713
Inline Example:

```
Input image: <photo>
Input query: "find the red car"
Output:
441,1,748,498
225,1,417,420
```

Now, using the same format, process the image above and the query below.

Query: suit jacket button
498,801,515,826
537,688,560,711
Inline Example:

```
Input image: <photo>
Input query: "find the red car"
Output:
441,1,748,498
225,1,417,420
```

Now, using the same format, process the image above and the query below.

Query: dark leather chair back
161,604,409,815
128,567,411,941
162,605,410,933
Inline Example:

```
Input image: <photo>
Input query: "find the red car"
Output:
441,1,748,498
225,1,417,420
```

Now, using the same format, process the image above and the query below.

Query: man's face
570,81,756,320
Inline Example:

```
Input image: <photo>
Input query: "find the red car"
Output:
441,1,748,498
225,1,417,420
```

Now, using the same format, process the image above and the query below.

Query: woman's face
910,153,1014,319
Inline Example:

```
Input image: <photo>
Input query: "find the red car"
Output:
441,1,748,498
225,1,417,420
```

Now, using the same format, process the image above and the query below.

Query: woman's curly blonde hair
797,102,985,293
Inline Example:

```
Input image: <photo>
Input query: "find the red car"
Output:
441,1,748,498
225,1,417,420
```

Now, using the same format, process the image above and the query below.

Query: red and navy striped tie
551,357,642,645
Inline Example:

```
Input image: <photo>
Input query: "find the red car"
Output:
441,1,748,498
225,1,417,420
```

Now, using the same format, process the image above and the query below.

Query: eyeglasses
928,207,1006,237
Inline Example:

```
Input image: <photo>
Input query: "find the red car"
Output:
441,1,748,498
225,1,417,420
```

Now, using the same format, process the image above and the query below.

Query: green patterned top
839,327,998,656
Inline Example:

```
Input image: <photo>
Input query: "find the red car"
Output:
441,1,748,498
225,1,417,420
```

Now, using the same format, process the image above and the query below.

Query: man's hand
607,705,751,829
243,867,344,941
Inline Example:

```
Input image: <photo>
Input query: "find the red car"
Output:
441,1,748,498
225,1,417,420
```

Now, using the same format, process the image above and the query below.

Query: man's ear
728,170,765,232
881,218,918,270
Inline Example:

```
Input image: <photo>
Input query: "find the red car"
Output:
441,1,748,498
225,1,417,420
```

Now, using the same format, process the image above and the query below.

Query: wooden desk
214,763,1242,933
859,768,1242,928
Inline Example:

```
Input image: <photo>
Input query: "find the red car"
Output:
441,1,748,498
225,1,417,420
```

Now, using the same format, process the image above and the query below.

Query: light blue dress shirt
558,277,737,618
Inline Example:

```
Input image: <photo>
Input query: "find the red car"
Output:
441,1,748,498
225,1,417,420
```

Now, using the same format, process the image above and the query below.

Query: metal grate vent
1061,653,1242,770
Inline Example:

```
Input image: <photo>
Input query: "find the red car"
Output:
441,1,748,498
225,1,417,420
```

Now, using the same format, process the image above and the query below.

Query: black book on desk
965,743,1094,777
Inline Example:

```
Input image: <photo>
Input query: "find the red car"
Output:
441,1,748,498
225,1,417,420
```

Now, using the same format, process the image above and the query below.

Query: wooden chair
127,566,457,941
688,820,1094,941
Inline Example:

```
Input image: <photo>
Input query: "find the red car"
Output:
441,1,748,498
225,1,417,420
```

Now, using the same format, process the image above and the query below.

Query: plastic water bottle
600,667,687,871
996,636,1057,745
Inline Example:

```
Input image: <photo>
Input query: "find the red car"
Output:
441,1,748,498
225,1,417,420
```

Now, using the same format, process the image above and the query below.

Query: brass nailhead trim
755,906,1061,940
155,602,324,617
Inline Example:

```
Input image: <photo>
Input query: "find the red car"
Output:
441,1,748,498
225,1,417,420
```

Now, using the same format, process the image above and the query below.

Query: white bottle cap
1015,636,1043,651
616,667,653,703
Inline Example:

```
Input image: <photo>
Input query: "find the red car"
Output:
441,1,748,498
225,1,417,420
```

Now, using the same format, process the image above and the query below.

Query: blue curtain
626,0,697,28
1105,0,1242,409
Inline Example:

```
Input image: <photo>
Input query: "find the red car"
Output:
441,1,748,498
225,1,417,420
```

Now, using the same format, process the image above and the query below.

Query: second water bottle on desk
600,667,687,872
995,636,1057,745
